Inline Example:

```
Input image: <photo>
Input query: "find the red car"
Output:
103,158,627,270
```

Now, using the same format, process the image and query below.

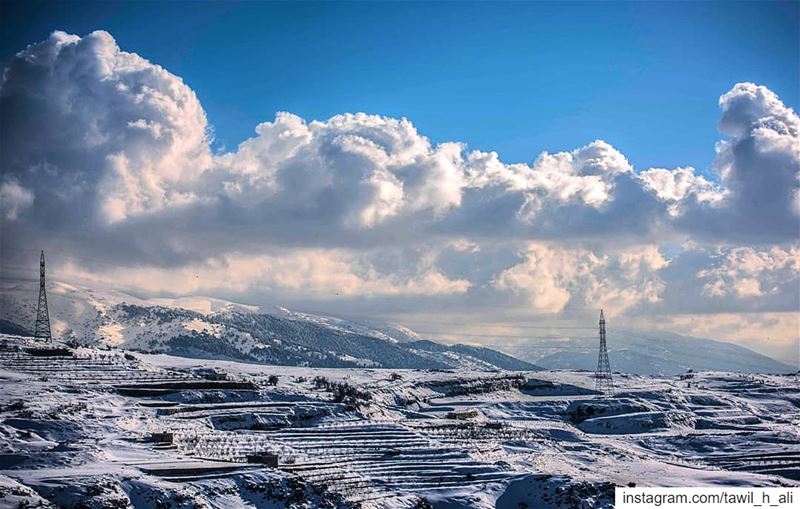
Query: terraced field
142,379,530,503
0,336,797,508
0,347,191,384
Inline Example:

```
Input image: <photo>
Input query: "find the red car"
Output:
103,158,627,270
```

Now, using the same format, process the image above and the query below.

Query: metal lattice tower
34,250,52,342
595,309,613,396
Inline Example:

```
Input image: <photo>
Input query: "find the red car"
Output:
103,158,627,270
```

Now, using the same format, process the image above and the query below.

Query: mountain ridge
0,279,539,371
499,329,794,375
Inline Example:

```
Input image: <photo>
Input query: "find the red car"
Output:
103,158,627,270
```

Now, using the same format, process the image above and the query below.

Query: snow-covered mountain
0,279,537,371
500,329,794,375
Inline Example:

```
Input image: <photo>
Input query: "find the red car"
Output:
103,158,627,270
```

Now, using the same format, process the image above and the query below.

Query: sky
0,1,798,366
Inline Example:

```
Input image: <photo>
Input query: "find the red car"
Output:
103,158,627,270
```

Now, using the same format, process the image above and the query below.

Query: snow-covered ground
0,334,798,508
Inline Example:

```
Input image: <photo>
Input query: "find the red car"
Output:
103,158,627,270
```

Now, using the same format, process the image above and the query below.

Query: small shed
195,367,230,381
26,347,72,357
447,408,479,420
246,453,279,468
148,432,174,445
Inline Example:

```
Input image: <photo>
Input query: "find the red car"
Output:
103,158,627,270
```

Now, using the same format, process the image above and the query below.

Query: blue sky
2,1,798,178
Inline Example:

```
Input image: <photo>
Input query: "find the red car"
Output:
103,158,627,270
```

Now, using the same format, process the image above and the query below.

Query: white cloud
4,31,797,248
495,243,668,316
1,31,798,358
639,166,726,215
698,245,800,299
464,140,629,221
213,112,465,229
633,83,800,242
718,83,799,142
683,83,799,240
58,249,470,298
0,179,34,220
0,30,211,224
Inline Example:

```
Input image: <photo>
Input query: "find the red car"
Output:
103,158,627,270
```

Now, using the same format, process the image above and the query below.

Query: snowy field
0,334,798,508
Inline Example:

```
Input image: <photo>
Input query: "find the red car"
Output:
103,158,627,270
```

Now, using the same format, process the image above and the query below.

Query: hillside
0,336,797,507
0,279,538,371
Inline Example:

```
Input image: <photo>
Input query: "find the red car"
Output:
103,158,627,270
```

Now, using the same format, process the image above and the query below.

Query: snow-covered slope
1,279,150,345
0,279,537,371
267,306,422,343
0,337,797,508
501,329,794,375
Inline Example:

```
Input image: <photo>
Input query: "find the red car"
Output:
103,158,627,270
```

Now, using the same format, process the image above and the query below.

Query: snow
98,322,126,346
1,279,534,371
0,333,797,508
148,296,261,316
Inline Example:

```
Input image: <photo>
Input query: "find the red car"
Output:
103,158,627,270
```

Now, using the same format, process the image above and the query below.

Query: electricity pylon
595,309,613,396
34,251,52,342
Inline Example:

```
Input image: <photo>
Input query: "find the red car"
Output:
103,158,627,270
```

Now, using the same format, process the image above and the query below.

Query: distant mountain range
499,329,794,375
0,279,537,371
1,279,792,374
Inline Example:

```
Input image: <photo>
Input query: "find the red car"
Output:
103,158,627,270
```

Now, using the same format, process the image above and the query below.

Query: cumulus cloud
0,179,34,220
58,249,470,298
0,30,211,225
718,83,800,220
5,31,797,250
464,140,630,212
1,30,798,358
205,117,654,247
213,112,465,231
698,245,800,299
639,167,726,216
495,243,669,317
661,83,800,242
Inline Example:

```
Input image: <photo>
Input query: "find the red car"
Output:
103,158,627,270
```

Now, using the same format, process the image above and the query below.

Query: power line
412,330,598,339
418,340,597,350
2,246,124,267
1,246,250,294
399,321,595,330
